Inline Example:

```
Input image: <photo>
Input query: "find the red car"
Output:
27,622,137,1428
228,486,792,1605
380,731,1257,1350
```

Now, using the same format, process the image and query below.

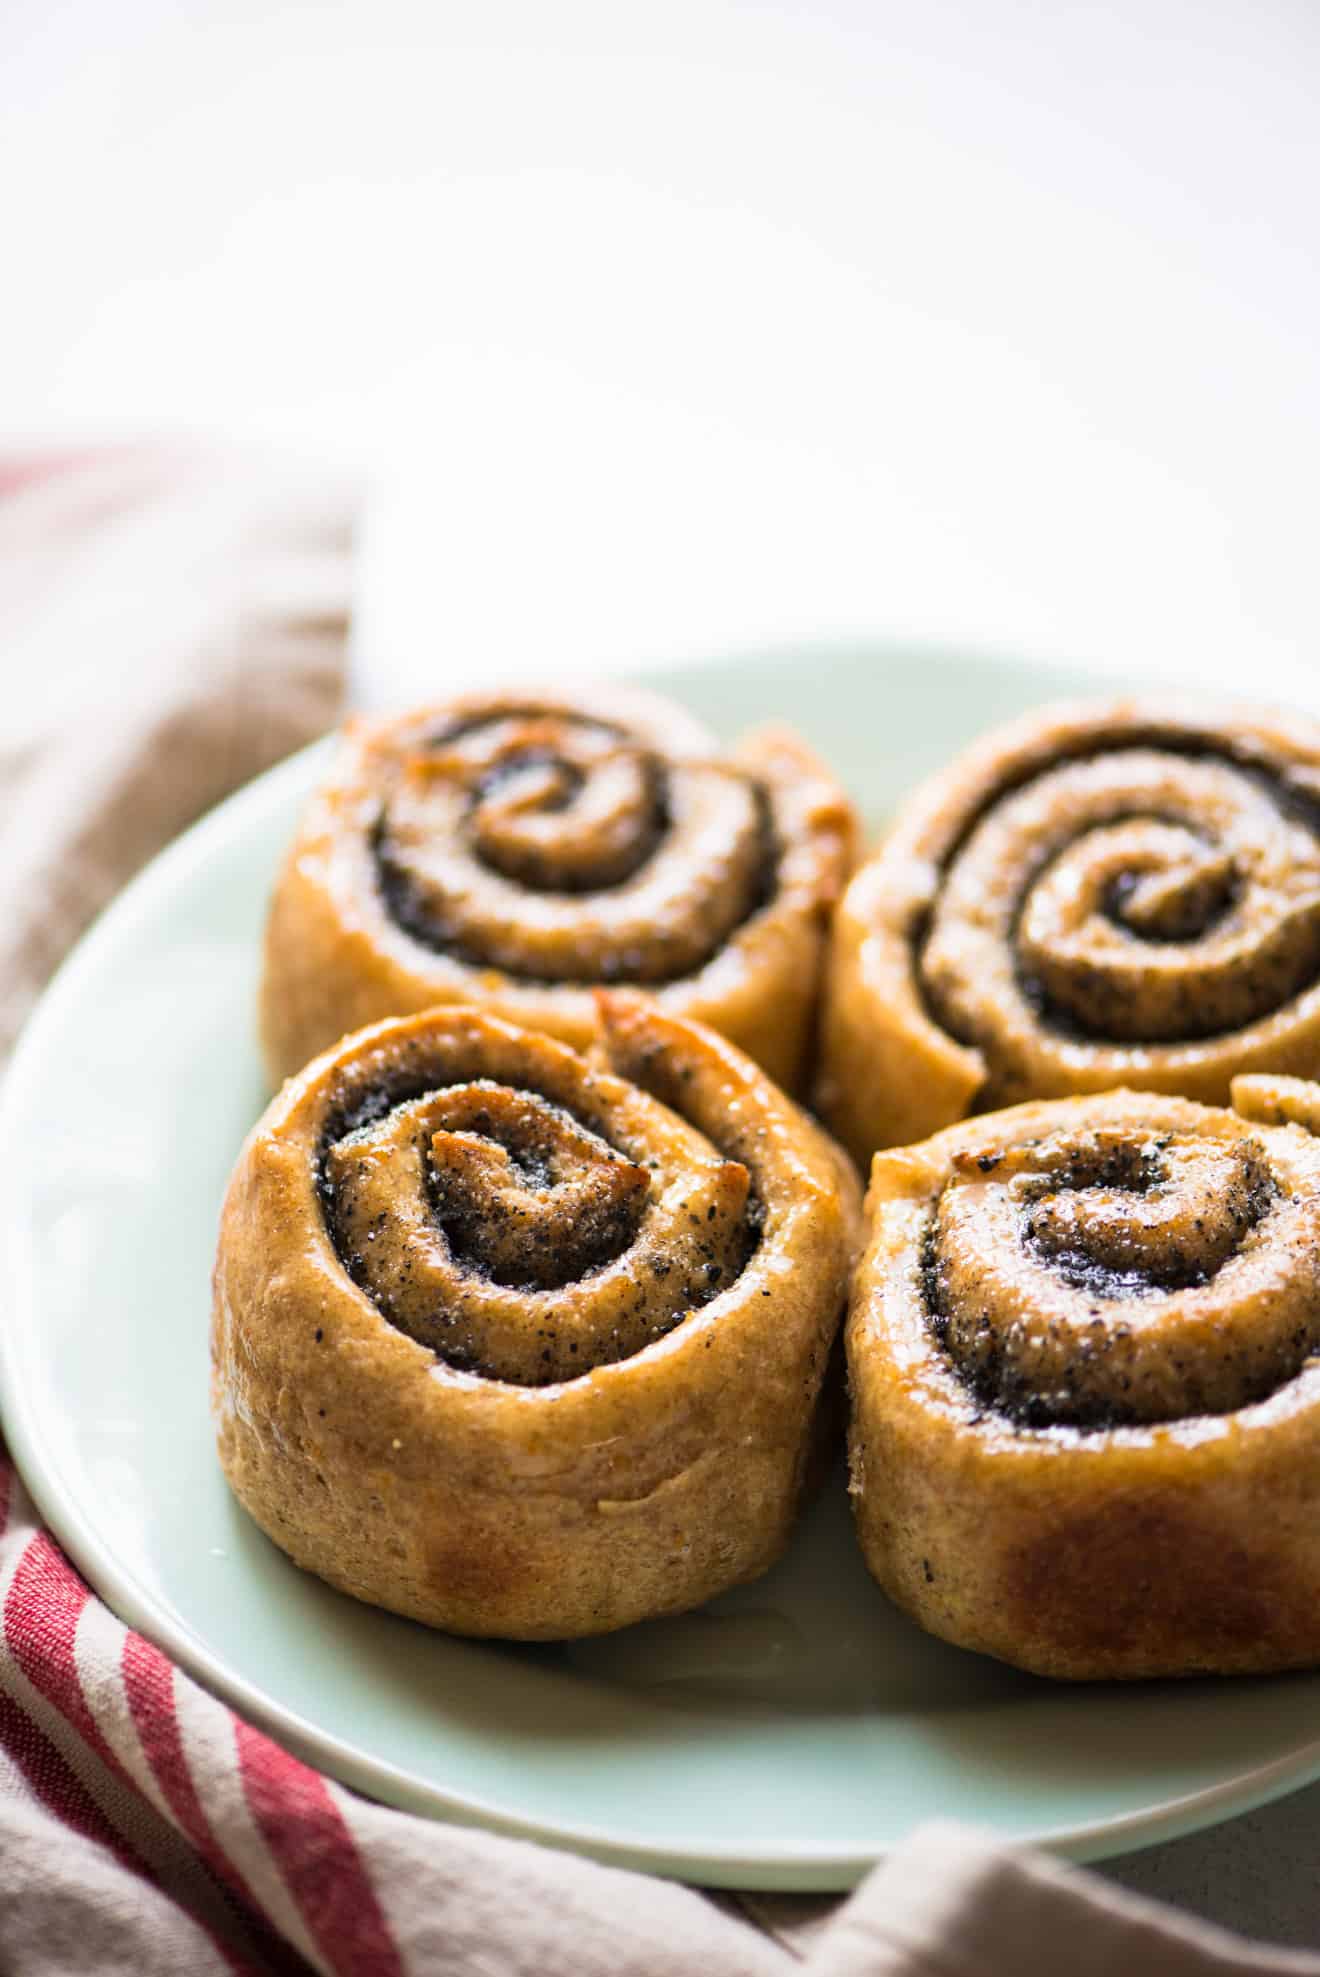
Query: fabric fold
0,450,351,1055
809,1823,1320,1977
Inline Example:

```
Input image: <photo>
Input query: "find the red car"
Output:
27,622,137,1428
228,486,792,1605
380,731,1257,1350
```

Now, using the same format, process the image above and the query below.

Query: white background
3,0,1319,701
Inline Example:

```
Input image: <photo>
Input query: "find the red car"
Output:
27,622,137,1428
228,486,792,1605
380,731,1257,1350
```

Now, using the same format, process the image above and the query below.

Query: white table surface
5,0,1320,1945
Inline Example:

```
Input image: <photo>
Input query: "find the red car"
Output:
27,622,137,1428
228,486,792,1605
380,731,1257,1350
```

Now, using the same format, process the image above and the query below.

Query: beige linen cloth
0,451,1317,1976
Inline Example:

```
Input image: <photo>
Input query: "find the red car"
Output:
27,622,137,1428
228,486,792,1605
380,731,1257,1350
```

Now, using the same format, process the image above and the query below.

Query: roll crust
260,685,854,1093
213,998,860,1639
848,1080,1320,1679
818,698,1320,1164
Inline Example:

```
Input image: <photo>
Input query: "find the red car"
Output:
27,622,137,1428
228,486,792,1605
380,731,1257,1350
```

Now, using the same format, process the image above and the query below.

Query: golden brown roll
213,995,860,1639
848,1078,1320,1679
260,684,854,1092
818,698,1320,1165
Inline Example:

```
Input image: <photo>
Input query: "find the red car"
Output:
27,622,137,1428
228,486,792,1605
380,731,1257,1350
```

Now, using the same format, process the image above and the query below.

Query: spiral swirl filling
318,1053,760,1385
919,741,1320,1053
922,1115,1320,1429
373,710,777,984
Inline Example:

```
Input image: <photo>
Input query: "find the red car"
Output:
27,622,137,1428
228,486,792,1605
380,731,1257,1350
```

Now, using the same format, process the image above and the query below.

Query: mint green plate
4,644,1320,1891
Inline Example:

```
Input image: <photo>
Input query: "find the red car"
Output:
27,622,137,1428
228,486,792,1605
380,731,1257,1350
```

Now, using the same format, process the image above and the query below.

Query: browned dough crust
213,997,860,1640
818,698,1320,1165
260,684,855,1094
848,1079,1320,1679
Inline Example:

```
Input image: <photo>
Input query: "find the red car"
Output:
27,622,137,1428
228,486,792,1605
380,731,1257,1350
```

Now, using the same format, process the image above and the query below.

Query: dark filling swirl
920,741,1320,1058
319,1057,758,1386
373,709,776,985
923,1116,1320,1429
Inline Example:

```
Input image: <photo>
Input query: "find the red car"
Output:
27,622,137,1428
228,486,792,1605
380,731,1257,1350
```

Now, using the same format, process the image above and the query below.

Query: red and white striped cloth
2,452,1317,1977
0,1452,394,1976
0,1449,791,1977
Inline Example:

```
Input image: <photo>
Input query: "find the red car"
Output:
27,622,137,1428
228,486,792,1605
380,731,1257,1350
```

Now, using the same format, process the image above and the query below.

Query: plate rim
6,649,1320,1889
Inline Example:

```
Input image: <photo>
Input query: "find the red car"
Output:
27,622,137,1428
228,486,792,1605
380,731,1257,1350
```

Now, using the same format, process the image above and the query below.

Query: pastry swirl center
323,1075,754,1385
374,711,774,984
926,1117,1320,1428
922,747,1320,1050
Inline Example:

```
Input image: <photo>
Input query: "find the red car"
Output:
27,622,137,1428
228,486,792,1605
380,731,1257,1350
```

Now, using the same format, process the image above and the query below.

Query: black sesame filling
370,740,781,987
915,735,1320,1050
